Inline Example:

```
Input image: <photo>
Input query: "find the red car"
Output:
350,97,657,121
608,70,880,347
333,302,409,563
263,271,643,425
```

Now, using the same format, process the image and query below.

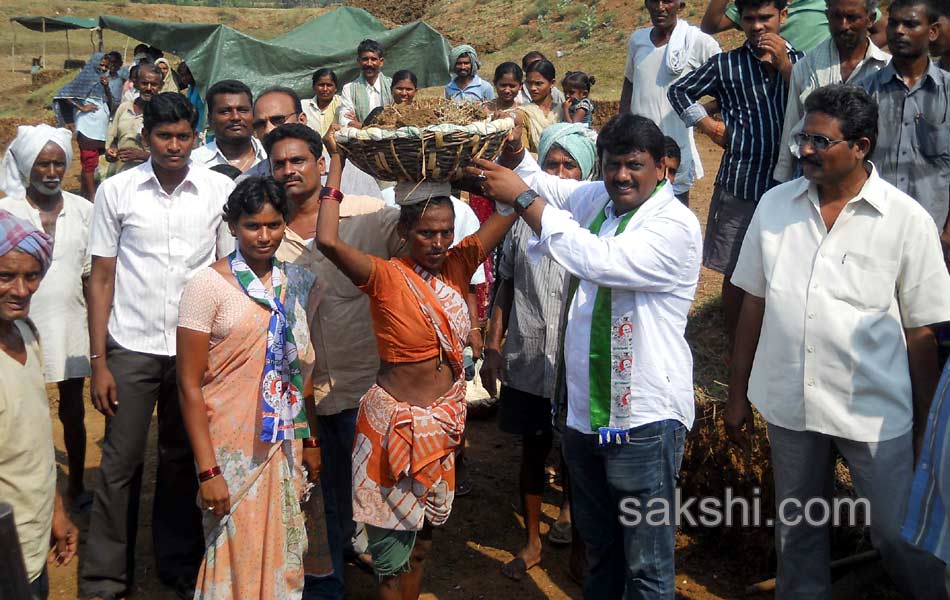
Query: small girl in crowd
392,70,418,104
489,62,523,113
561,71,595,127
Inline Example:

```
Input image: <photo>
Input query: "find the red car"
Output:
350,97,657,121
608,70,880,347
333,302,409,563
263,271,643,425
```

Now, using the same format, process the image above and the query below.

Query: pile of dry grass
372,98,490,129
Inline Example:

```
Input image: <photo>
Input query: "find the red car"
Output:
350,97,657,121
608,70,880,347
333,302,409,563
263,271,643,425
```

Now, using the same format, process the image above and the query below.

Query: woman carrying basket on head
316,126,521,599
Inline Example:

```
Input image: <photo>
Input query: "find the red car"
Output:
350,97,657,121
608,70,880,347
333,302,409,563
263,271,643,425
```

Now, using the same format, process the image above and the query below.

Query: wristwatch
514,189,540,214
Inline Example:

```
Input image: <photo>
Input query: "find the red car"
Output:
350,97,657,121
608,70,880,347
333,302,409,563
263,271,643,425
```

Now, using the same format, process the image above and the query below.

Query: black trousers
79,340,203,597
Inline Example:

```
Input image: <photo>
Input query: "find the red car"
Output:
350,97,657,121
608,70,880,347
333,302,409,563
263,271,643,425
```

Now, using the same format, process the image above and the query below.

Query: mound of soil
349,0,429,24
31,69,69,90
0,116,57,150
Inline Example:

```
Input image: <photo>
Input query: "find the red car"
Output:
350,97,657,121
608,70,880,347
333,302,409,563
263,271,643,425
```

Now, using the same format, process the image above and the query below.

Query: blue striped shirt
902,359,950,562
668,42,804,203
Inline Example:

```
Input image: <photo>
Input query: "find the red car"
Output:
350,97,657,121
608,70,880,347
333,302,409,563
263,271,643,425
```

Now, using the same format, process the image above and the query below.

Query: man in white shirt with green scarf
337,39,393,128
470,113,702,599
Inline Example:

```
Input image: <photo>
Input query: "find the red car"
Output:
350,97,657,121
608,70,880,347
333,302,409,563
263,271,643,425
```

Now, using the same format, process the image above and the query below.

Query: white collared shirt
731,166,950,442
190,136,267,171
774,37,890,182
88,160,236,356
337,77,385,125
514,153,702,434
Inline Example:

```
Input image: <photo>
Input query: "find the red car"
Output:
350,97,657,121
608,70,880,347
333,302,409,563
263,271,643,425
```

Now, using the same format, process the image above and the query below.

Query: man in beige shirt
0,210,77,599
105,64,161,172
263,123,400,596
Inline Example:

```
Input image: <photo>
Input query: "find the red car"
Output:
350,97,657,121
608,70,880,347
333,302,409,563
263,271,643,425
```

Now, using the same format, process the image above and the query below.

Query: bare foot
501,544,542,581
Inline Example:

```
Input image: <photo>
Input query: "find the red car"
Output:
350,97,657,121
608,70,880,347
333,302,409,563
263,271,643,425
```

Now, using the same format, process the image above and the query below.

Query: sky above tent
99,7,452,101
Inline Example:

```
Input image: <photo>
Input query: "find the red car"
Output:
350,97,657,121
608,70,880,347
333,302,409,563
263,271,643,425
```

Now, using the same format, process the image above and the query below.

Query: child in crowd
664,135,682,189
488,62,523,114
561,71,595,127
391,70,418,104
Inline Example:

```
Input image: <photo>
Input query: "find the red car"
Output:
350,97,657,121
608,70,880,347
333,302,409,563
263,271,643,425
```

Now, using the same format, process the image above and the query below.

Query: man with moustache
620,0,720,205
774,0,890,182
471,113,702,598
668,0,803,352
105,63,162,172
0,125,93,510
726,83,950,599
860,0,950,250
192,80,266,173
80,93,235,600
444,45,495,102
337,39,393,127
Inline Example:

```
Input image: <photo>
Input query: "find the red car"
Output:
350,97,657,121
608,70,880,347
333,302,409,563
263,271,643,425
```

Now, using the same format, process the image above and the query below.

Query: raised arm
315,148,375,286
702,0,740,34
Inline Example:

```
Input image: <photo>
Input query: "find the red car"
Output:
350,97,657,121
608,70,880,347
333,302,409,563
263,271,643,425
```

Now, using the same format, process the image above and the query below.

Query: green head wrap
449,45,481,76
537,123,599,180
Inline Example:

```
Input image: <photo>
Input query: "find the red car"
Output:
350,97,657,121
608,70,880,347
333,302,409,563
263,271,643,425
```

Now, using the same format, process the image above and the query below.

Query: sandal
547,521,572,546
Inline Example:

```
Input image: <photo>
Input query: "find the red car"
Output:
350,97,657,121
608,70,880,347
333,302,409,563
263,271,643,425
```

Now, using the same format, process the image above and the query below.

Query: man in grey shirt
860,0,950,247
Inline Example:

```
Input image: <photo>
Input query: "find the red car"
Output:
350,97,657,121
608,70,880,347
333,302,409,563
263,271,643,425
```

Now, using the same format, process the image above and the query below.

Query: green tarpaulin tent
98,7,452,100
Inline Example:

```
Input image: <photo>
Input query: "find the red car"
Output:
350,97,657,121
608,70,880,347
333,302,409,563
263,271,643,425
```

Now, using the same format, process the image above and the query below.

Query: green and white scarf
565,183,663,444
353,73,394,122
229,249,310,443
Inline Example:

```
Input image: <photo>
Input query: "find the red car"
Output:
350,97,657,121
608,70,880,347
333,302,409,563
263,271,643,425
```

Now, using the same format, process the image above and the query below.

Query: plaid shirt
668,42,804,203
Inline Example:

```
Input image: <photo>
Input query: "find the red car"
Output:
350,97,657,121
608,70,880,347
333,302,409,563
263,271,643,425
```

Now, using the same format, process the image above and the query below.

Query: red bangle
320,187,343,202
303,438,320,448
198,466,221,482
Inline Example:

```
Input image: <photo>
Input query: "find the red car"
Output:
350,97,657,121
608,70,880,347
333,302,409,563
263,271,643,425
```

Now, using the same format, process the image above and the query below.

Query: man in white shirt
472,113,702,598
726,84,950,598
0,124,93,509
620,0,720,205
191,79,266,173
80,92,236,600
774,0,890,182
337,39,393,127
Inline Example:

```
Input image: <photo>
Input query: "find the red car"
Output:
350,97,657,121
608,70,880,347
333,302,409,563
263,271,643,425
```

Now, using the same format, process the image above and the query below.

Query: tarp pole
66,29,71,61
10,22,14,73
41,18,46,69
97,29,103,52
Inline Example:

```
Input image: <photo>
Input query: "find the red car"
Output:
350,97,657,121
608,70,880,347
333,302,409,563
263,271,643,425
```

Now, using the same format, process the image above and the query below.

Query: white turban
394,180,453,206
0,124,73,198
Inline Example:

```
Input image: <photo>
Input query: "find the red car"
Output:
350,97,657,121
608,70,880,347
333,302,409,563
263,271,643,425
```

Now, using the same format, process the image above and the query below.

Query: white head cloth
0,124,73,198
394,180,453,206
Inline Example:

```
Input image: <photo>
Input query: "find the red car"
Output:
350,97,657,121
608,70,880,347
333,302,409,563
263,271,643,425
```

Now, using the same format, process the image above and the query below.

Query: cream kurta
0,320,55,582
1,192,92,382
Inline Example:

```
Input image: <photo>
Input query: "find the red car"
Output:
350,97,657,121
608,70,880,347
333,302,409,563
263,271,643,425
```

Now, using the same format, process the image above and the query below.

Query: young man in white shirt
337,39,393,128
726,84,950,598
774,0,890,182
81,92,236,600
620,0,721,205
471,113,702,599
191,79,267,173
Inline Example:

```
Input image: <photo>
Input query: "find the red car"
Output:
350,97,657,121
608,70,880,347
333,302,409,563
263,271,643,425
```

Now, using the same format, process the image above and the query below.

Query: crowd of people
1,0,950,598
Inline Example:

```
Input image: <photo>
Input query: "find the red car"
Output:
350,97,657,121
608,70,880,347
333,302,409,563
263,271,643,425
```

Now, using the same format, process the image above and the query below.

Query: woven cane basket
334,117,515,182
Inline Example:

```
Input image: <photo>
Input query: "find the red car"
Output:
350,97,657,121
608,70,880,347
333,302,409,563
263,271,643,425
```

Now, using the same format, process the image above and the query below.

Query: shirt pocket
827,251,898,312
917,118,950,166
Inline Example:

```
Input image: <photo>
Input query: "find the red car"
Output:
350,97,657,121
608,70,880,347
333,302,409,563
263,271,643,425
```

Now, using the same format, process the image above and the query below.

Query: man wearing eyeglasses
725,83,950,598
191,79,266,173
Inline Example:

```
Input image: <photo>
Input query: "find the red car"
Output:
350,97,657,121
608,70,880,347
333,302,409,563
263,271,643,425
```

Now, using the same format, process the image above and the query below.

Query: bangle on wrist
198,465,221,482
303,437,320,449
320,186,343,202
90,353,104,360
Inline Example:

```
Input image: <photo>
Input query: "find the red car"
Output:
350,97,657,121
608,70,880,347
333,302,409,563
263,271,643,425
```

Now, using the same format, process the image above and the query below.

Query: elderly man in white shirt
774,0,890,182
80,92,235,600
726,84,950,599
471,113,702,599
620,0,721,204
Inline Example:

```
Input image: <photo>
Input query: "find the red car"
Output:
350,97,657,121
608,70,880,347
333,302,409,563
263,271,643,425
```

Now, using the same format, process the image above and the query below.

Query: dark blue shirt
668,42,804,203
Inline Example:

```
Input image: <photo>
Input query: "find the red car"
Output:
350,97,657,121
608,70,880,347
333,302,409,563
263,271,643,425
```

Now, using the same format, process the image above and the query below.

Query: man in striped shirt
668,0,803,349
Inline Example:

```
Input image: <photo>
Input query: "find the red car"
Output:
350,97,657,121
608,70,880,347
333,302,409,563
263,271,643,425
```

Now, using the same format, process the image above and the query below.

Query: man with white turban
0,209,78,600
444,45,495,103
0,123,94,510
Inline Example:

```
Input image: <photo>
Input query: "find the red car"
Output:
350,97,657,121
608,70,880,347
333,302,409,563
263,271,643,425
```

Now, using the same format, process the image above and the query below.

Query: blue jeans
303,408,359,600
562,419,686,600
